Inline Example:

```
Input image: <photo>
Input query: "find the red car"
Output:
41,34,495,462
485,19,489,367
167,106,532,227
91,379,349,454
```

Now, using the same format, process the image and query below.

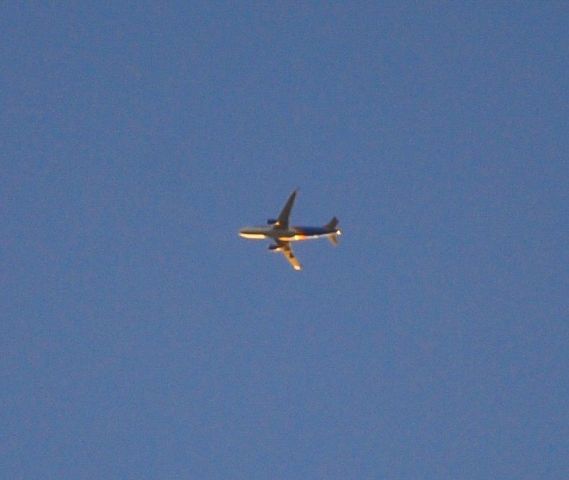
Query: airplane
238,189,341,270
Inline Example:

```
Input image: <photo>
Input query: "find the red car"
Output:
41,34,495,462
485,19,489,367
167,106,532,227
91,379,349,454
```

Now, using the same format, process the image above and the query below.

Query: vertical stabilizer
326,217,340,246
325,216,339,229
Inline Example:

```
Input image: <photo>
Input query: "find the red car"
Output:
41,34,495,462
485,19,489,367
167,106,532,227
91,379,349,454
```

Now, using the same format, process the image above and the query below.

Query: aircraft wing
275,189,297,229
281,243,302,271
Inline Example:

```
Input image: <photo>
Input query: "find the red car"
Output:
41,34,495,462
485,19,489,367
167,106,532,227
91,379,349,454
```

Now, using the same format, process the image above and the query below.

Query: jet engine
267,219,277,225
268,244,283,252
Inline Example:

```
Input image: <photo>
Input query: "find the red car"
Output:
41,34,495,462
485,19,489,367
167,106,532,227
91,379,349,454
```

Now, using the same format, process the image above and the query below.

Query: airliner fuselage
239,226,339,242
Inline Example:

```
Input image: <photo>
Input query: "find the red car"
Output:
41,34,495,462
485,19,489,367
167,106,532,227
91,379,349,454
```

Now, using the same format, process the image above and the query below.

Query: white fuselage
238,226,339,242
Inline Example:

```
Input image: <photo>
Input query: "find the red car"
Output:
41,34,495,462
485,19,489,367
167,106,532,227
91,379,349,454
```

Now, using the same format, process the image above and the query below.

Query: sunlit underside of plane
238,190,341,270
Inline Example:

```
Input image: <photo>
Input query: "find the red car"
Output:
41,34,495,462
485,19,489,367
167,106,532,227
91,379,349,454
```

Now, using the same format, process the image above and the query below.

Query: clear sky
2,2,568,479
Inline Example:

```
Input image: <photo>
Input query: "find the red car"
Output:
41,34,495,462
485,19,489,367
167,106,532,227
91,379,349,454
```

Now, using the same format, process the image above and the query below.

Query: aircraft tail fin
325,216,339,229
326,217,340,246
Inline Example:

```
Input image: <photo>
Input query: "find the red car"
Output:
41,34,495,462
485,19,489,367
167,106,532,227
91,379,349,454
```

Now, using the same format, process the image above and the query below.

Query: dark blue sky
2,2,568,478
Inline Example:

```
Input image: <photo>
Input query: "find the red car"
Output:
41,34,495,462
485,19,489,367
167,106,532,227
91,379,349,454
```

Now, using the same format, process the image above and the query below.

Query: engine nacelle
268,244,283,252
267,218,277,225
